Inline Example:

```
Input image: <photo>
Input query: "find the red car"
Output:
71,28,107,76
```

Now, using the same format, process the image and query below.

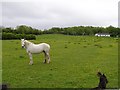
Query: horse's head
21,39,26,48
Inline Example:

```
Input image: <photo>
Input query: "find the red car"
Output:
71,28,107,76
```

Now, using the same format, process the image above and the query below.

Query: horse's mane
25,40,33,44
24,40,34,47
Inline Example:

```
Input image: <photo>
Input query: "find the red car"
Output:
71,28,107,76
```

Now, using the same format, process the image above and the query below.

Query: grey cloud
2,0,118,30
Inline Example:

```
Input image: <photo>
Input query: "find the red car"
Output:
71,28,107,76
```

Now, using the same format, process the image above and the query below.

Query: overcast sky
1,0,119,30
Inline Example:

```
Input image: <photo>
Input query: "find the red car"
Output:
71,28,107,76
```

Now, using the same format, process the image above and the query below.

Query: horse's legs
46,52,50,63
43,51,47,63
28,53,33,65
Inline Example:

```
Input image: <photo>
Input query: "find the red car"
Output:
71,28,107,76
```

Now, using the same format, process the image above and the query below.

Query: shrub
2,33,36,40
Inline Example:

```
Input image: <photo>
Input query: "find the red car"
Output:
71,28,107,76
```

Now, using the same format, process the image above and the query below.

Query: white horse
21,39,50,65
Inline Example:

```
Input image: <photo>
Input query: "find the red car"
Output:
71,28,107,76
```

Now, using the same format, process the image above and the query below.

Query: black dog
93,72,108,89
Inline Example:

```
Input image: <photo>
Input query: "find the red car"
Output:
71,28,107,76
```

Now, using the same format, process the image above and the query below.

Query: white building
95,33,110,37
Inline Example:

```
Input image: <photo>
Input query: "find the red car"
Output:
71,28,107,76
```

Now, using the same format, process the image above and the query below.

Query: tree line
0,25,120,40
1,25,42,40
43,26,120,37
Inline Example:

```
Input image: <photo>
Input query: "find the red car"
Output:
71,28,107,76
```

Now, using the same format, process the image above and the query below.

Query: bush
2,33,36,40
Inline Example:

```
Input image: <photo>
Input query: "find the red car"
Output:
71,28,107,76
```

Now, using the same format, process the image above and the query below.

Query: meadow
2,34,118,88
0,40,2,83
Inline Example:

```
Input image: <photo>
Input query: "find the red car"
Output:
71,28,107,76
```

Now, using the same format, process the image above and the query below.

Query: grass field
2,34,118,88
0,40,2,83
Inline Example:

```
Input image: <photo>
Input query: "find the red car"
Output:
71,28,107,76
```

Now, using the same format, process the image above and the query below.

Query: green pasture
2,34,118,88
0,40,2,83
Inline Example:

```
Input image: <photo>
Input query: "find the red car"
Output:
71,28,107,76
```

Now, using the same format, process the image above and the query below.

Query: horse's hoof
47,62,50,64
29,63,33,65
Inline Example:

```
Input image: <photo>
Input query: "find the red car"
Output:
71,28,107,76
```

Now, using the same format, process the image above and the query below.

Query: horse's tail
46,43,50,50
43,43,50,52
47,44,50,50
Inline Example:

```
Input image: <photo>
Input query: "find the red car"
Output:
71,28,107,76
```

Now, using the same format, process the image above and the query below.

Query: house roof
95,33,110,35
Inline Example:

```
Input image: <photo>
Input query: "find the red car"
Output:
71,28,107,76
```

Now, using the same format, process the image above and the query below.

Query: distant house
95,33,110,37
